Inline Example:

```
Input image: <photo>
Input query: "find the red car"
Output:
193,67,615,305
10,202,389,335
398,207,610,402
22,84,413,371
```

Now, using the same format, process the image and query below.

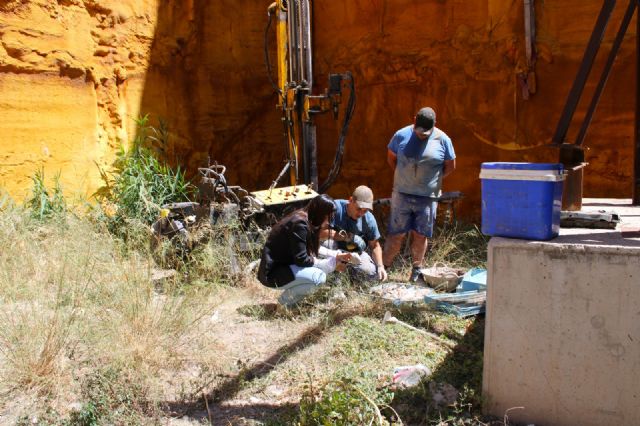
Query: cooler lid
481,162,563,171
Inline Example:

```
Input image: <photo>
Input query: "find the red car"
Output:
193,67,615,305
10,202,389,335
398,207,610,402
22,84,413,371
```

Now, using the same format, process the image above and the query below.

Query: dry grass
0,207,225,423
428,222,489,269
0,191,490,424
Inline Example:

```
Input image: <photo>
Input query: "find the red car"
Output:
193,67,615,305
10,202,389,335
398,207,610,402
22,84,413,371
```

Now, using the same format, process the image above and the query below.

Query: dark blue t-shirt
388,125,455,197
330,199,381,244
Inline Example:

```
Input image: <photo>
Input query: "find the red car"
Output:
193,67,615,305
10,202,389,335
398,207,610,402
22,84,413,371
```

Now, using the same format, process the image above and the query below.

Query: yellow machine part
251,184,318,206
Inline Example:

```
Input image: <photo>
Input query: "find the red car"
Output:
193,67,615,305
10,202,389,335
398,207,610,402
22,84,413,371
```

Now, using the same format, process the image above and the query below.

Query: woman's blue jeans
277,265,327,307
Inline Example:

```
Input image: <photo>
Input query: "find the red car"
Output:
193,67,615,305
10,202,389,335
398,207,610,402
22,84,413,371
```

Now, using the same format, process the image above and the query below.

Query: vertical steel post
553,0,616,211
300,0,316,187
524,0,535,64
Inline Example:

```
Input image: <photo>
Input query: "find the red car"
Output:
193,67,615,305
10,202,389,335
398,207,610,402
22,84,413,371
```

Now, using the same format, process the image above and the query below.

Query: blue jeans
387,191,438,237
277,265,327,307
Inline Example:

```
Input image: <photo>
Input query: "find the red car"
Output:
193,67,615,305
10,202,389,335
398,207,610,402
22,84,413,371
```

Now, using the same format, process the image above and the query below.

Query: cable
318,71,356,193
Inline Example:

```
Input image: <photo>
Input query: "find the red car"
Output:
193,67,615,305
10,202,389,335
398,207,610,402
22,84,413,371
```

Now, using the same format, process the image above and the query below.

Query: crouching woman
257,194,351,307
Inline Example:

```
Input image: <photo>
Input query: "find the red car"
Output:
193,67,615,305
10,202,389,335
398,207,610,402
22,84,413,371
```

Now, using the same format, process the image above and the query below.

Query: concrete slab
483,199,640,426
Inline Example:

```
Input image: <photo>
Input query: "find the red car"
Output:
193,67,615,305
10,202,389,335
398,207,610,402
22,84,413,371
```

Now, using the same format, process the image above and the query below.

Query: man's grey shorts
387,191,438,237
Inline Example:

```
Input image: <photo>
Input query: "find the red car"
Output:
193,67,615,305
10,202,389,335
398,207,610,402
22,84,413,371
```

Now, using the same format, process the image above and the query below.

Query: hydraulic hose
318,71,356,193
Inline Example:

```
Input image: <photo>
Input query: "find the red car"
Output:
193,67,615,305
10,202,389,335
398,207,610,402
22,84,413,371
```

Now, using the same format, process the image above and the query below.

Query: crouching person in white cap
320,185,388,282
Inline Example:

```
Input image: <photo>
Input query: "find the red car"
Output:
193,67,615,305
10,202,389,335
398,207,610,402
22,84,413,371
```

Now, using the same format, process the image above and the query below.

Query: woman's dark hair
304,194,335,255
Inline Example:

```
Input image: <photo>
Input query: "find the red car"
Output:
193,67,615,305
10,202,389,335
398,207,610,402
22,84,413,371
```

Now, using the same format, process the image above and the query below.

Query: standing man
322,185,388,281
382,107,456,281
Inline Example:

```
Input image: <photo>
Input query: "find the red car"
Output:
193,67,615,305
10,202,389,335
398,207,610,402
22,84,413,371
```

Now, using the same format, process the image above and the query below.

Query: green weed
24,168,67,221
67,366,157,425
298,378,395,426
389,317,486,425
95,115,195,233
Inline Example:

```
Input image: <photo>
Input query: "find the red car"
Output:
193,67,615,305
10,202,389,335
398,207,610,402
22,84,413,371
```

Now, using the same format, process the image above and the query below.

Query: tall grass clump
428,222,489,269
298,378,394,426
182,218,267,287
0,189,15,212
0,206,221,423
96,115,195,237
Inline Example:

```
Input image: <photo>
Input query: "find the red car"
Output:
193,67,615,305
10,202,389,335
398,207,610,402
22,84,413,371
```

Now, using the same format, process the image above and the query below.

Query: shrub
96,115,195,231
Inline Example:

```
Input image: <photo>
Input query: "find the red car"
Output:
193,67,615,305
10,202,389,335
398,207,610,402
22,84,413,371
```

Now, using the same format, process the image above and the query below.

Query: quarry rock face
0,0,636,216
0,0,159,198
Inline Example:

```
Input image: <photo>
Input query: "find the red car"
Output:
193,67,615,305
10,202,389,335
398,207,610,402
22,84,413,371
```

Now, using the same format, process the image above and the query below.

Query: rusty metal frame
552,0,640,207
634,0,640,204
552,0,617,146
576,0,637,146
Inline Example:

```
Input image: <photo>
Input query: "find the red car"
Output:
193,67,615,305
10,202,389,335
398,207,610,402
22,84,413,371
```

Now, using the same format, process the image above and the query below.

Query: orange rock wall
0,0,637,217
0,0,159,199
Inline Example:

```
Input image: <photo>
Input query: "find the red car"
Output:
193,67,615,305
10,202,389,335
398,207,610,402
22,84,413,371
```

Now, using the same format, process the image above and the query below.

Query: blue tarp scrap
424,268,488,317
456,268,487,292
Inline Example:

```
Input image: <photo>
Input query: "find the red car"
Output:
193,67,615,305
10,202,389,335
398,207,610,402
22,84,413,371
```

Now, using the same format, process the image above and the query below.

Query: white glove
377,265,388,281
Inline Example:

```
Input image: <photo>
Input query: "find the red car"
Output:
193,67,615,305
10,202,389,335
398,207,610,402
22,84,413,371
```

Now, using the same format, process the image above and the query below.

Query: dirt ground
0,211,486,426
164,283,338,425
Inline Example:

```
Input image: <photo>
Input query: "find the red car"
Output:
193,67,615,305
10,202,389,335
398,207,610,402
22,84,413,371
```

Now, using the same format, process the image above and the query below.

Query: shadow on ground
388,315,497,425
163,303,383,423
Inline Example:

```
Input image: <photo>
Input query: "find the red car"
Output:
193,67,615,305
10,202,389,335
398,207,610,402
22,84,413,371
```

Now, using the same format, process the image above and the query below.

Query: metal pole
300,0,313,88
303,122,318,188
524,0,535,67
634,0,640,204
287,0,298,84
552,0,616,145
576,0,637,146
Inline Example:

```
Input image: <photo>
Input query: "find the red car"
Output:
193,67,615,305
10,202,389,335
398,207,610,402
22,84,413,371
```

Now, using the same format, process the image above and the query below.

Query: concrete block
483,222,640,425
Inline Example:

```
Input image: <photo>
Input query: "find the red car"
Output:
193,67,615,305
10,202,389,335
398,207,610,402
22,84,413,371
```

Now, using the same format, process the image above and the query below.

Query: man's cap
352,185,374,210
414,107,436,137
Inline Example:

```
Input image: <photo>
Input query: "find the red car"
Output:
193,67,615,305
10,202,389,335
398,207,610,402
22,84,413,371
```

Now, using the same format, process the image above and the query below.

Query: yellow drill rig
252,0,355,207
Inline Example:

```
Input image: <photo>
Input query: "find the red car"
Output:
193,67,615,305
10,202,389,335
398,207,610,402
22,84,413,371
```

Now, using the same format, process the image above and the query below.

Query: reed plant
24,168,67,221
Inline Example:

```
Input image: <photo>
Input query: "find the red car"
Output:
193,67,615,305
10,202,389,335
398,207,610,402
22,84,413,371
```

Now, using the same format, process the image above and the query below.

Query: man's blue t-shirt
330,199,381,244
387,125,456,197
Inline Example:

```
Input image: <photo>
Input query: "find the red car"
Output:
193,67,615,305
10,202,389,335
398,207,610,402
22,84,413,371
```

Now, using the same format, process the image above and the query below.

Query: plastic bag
313,256,337,274
392,364,431,388
346,252,361,265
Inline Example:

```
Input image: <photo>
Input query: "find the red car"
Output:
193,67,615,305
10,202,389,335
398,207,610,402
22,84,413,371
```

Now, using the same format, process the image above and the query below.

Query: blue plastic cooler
480,162,564,240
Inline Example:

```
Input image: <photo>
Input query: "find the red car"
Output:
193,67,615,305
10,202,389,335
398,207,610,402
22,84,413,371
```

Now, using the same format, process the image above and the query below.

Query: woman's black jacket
257,211,315,287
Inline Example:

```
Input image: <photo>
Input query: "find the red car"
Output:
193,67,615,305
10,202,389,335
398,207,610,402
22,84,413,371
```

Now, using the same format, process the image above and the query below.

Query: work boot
409,266,423,283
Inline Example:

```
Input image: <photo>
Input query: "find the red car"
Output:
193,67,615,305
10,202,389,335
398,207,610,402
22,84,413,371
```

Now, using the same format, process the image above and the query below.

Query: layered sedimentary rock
0,0,159,198
0,0,636,217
